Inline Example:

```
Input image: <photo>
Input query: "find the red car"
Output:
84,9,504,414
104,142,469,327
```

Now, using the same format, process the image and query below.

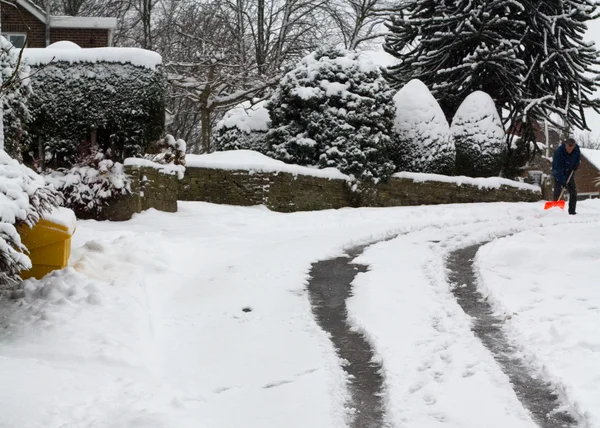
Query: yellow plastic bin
18,208,77,280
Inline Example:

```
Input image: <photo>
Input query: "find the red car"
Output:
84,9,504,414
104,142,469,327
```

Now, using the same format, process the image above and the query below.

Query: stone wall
179,167,541,212
80,165,179,221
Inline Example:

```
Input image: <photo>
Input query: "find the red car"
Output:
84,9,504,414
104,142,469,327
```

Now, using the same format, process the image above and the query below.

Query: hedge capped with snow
0,150,61,285
25,60,166,168
265,46,396,181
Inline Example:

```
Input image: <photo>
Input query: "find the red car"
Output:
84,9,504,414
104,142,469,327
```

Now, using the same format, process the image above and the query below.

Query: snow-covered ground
477,223,600,427
1,199,599,427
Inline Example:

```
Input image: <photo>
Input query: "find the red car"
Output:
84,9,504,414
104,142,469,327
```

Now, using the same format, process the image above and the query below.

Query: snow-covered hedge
43,152,130,215
451,91,506,177
1,150,61,284
214,101,271,152
392,79,455,175
26,58,166,168
265,46,396,181
1,36,32,160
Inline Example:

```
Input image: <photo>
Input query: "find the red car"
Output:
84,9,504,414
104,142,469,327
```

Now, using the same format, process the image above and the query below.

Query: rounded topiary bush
265,46,396,181
392,79,455,175
214,101,271,152
451,91,506,177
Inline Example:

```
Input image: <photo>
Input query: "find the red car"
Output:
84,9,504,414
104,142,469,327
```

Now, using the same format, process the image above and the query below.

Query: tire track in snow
308,243,389,428
446,243,579,428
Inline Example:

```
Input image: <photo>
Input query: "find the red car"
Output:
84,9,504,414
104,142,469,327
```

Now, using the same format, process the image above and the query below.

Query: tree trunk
256,0,266,73
200,108,212,153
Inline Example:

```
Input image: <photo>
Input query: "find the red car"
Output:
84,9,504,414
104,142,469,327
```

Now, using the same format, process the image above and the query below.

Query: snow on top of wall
581,148,600,171
216,101,271,133
124,158,185,179
186,150,350,180
43,207,77,234
394,171,541,192
23,47,162,70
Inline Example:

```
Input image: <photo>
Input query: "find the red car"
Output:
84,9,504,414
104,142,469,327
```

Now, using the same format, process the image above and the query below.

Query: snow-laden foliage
26,61,166,168
265,46,396,181
145,134,187,166
384,0,525,121
451,91,506,177
392,79,455,174
1,36,33,160
43,151,130,216
0,150,61,284
384,0,600,174
214,101,271,152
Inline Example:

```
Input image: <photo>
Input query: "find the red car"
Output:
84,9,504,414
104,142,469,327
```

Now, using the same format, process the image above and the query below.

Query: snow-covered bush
26,60,165,168
451,91,507,177
1,36,33,160
392,79,455,175
145,134,187,166
1,150,61,285
214,101,271,152
44,151,130,215
265,46,396,181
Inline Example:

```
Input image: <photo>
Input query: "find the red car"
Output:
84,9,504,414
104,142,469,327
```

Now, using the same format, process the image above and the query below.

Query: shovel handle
557,170,575,201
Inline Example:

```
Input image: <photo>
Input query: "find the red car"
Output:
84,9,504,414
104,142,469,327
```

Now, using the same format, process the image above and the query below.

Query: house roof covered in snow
13,0,117,29
581,148,600,171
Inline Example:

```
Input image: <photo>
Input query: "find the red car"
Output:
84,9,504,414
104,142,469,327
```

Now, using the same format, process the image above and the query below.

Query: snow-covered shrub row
391,79,456,175
1,150,61,285
26,61,166,168
214,101,270,152
451,91,507,177
265,46,396,181
43,152,130,215
1,36,33,160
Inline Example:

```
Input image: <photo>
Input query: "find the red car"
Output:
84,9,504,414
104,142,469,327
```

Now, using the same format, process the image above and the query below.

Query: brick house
1,0,116,48
578,149,600,199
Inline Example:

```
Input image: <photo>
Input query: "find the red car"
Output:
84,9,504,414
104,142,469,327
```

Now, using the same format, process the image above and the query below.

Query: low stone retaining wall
179,167,541,212
82,164,179,221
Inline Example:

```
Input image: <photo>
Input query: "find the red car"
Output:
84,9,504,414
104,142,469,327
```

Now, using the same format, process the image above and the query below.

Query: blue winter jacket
552,144,581,184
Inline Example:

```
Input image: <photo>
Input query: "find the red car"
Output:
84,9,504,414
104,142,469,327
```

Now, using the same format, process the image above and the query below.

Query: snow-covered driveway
1,200,599,427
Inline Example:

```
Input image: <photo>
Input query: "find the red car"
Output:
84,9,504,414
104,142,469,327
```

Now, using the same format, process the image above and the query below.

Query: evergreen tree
385,0,600,176
451,91,506,177
385,0,526,121
0,36,33,161
265,46,396,181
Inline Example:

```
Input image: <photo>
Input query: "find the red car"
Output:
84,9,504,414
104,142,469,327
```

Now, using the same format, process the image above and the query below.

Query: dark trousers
554,176,577,214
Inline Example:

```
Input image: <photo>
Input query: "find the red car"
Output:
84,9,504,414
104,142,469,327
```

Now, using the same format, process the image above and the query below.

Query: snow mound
216,101,271,133
43,207,77,234
186,150,350,180
47,41,82,50
24,47,162,70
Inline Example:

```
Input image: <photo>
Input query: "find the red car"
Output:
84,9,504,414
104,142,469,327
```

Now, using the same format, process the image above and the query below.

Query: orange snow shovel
544,170,574,210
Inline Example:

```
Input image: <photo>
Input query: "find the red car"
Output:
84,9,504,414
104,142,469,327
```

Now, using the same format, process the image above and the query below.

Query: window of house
2,33,27,49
